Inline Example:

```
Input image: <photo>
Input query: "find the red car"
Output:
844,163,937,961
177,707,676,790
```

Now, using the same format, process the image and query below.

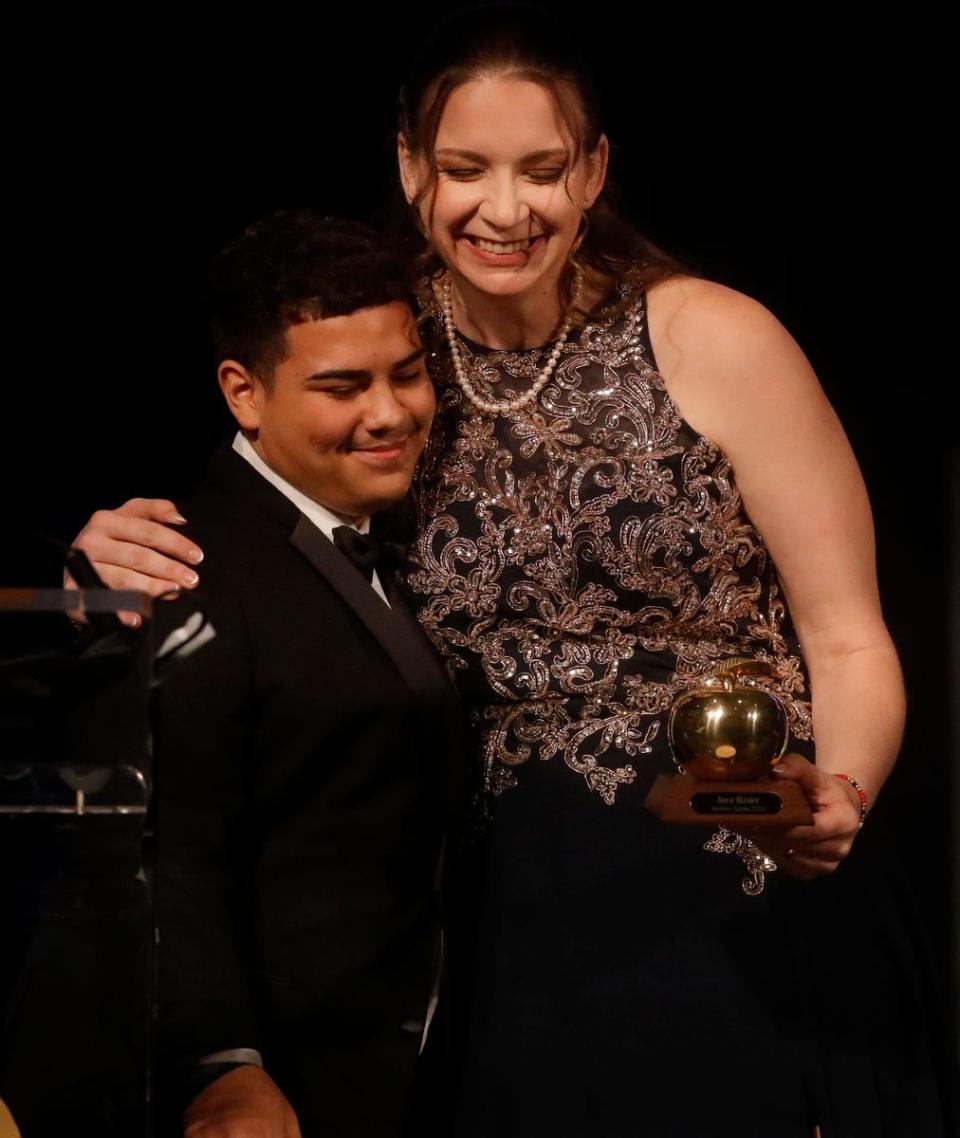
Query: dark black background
5,7,955,1032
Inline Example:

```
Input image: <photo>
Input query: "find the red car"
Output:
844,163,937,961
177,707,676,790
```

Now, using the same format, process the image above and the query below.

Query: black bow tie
332,526,381,583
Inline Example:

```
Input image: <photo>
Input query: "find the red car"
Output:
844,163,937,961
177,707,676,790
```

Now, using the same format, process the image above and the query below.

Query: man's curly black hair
207,210,414,385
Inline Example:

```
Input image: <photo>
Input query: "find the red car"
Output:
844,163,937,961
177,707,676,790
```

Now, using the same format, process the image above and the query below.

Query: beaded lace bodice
401,273,813,806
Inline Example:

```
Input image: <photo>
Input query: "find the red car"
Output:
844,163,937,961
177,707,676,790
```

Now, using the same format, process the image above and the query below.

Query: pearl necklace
440,267,583,415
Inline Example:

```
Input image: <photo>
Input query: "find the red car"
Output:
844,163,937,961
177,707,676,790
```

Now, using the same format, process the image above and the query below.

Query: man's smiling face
228,301,435,521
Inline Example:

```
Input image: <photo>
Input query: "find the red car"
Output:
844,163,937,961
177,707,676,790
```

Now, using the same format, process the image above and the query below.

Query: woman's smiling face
401,75,608,304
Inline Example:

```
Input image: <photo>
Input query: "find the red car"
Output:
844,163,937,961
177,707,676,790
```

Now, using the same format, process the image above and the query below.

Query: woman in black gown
389,14,944,1136
70,9,952,1136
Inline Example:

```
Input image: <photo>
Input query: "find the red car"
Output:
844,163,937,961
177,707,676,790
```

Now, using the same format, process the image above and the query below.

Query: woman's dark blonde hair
397,3,683,310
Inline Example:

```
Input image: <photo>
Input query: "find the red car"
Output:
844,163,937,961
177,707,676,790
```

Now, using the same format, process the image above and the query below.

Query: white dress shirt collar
231,433,389,605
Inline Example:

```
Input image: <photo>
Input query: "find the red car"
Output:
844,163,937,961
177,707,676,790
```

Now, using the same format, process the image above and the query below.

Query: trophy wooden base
644,773,814,828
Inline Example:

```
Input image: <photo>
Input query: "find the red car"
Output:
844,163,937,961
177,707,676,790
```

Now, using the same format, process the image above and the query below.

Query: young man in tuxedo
147,211,462,1137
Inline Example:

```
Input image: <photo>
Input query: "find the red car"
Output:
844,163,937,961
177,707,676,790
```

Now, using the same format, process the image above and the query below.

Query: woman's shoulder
647,276,787,359
645,275,813,397
642,275,828,453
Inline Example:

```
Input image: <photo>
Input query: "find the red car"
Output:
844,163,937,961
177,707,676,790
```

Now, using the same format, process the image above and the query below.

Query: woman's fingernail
125,613,142,629
183,570,199,587
188,548,204,564
171,513,188,524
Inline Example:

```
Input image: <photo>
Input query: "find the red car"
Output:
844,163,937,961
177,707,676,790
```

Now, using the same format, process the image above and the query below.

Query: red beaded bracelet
833,773,867,829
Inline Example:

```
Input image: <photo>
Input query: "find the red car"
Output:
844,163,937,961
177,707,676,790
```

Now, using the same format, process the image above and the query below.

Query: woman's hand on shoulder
67,498,205,628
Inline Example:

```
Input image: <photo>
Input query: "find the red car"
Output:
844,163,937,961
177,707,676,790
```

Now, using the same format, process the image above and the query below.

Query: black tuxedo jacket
151,445,464,1136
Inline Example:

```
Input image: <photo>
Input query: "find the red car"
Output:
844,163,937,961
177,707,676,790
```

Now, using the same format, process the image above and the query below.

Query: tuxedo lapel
289,515,449,708
205,442,463,793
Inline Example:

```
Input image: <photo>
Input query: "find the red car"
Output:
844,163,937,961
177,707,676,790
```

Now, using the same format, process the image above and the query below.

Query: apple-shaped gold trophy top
668,658,789,781
645,657,813,829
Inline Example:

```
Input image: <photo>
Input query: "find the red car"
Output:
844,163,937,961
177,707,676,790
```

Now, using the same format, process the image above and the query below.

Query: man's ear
397,135,422,206
219,361,264,432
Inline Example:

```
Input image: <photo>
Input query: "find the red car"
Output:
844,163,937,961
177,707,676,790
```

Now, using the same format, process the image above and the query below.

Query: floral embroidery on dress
402,273,813,805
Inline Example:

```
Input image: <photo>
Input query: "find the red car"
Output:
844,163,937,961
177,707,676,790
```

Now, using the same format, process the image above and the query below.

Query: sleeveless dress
399,274,954,1138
